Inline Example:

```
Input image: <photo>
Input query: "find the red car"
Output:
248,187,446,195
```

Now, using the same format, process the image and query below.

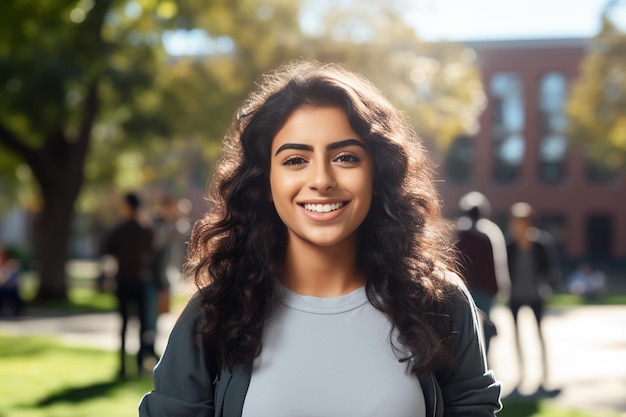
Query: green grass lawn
0,334,622,417
499,399,623,417
20,276,189,314
0,335,154,417
549,293,626,308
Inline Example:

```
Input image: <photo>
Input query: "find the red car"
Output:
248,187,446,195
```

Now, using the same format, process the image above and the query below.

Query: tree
0,0,304,301
0,0,482,302
566,3,626,171
0,1,116,301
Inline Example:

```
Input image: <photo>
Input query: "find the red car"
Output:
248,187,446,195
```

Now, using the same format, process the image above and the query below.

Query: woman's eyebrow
274,138,366,157
326,139,366,151
274,143,313,156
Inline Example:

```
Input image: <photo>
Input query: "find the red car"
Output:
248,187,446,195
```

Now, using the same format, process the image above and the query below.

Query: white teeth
303,202,345,213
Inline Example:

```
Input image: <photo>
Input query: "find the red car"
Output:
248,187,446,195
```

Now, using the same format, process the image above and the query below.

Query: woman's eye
334,154,360,163
283,156,307,166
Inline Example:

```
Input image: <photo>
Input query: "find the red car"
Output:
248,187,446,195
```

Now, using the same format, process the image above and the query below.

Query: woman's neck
281,237,365,298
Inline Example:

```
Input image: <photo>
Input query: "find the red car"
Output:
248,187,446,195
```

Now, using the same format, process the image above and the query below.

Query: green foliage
566,16,626,171
0,0,486,301
73,0,309,213
295,1,486,150
0,0,483,210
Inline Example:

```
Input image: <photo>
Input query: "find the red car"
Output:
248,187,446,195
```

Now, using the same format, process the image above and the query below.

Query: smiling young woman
269,106,374,297
139,61,502,417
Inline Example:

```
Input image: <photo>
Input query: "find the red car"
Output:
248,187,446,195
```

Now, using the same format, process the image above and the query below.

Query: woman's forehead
270,106,364,151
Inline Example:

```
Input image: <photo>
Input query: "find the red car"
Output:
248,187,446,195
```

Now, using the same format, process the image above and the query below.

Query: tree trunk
33,186,77,302
30,131,87,302
31,82,99,303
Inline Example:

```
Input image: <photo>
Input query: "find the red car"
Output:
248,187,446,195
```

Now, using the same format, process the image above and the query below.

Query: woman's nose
309,161,336,192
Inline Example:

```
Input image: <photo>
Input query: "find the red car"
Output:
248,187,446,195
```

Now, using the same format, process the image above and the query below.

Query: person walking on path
139,61,500,416
455,191,510,360
143,196,184,364
103,192,154,378
506,202,560,395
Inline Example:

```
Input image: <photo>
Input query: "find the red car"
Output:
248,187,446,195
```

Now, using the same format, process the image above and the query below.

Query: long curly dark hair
184,61,460,374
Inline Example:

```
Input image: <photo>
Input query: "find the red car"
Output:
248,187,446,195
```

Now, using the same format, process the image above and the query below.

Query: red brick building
438,38,626,265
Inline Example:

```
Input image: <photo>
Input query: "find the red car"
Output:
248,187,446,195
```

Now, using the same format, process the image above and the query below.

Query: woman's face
269,106,374,250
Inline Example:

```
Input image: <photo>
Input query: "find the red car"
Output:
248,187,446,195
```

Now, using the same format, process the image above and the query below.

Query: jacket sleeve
436,275,502,416
139,294,215,417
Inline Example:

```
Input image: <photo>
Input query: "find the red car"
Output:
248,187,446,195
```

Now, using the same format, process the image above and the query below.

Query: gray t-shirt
241,286,425,417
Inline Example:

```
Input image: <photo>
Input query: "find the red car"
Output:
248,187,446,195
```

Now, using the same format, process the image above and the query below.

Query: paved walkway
1,303,625,415
489,304,626,415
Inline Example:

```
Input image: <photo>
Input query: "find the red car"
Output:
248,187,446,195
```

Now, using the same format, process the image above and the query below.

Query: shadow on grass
35,376,150,406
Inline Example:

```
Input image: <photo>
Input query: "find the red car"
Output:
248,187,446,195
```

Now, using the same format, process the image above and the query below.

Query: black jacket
139,280,501,417
507,228,560,302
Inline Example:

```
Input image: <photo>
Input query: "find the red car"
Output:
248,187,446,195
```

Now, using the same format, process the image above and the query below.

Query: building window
586,214,612,262
490,72,525,183
586,158,617,184
445,135,475,184
538,72,568,184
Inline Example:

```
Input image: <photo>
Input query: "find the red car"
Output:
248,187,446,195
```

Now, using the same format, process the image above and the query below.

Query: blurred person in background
143,196,184,365
0,246,25,316
506,202,560,395
454,191,510,361
103,192,154,378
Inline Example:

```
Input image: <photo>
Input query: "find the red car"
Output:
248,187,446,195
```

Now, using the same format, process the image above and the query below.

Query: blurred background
2,0,625,300
1,0,625,416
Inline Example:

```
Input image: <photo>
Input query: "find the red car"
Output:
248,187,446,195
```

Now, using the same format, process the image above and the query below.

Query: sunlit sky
164,0,625,55
405,0,613,41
